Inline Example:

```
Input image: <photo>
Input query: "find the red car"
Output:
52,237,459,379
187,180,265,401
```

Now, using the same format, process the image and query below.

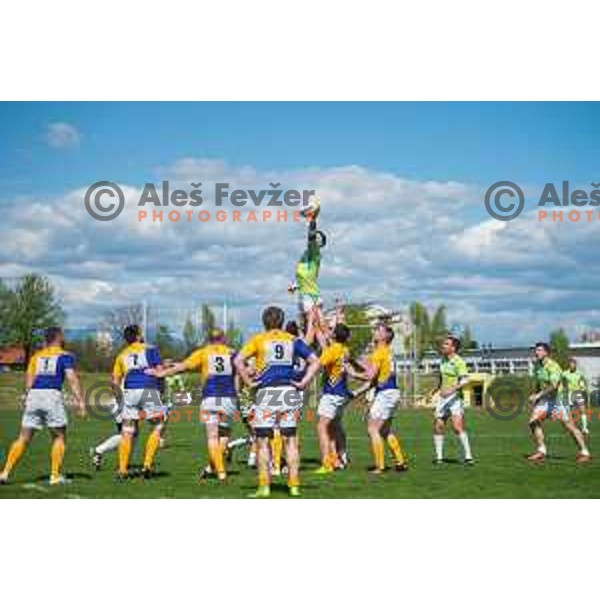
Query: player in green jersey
528,343,590,463
432,335,474,465
562,358,589,435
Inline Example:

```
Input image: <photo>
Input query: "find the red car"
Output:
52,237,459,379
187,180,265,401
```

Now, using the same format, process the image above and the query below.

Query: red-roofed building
0,346,25,370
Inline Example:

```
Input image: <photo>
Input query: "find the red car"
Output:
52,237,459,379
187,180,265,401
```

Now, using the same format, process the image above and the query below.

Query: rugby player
363,323,407,474
289,213,327,333
152,328,237,481
113,325,166,479
0,327,85,485
234,306,320,497
315,323,370,474
527,343,590,463
432,335,474,465
562,358,590,435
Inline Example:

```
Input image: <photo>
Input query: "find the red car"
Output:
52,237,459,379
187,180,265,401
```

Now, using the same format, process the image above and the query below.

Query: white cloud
44,122,81,149
1,158,599,344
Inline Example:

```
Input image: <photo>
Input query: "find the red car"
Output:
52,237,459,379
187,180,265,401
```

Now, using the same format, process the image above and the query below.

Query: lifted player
289,196,328,334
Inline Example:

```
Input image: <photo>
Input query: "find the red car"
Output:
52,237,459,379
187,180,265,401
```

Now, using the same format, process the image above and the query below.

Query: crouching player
153,329,238,481
0,327,85,485
527,342,590,463
363,323,407,474
113,325,166,479
432,335,474,465
234,306,320,498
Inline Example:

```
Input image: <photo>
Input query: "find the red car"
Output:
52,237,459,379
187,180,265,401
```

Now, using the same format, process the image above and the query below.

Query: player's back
243,330,312,388
321,341,350,396
28,346,75,390
113,342,161,389
197,343,237,398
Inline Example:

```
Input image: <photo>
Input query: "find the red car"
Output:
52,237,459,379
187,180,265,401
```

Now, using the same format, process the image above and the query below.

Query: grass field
1,373,599,498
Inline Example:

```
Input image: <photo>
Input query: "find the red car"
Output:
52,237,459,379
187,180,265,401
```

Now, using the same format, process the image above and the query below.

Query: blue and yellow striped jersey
240,330,314,388
183,343,237,398
27,346,76,390
320,342,350,397
112,342,161,390
368,344,397,392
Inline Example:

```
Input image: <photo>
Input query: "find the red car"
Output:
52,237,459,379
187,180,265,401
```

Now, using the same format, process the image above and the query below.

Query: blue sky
1,101,599,344
2,102,600,195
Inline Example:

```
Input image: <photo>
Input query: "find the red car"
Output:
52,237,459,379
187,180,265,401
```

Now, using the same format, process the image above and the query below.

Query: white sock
538,443,547,455
581,412,589,432
95,434,122,455
433,434,444,460
458,431,472,460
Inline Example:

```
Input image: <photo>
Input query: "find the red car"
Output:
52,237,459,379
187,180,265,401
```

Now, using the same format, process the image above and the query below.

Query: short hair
262,306,285,330
333,323,351,343
535,341,550,353
447,335,461,352
45,326,63,345
569,357,577,365
376,322,394,343
123,324,141,344
285,321,300,336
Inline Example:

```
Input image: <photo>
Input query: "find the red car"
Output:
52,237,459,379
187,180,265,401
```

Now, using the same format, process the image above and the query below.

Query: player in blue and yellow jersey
154,328,237,481
234,306,320,497
112,324,165,479
0,327,84,485
432,335,473,465
315,323,370,474
362,323,407,474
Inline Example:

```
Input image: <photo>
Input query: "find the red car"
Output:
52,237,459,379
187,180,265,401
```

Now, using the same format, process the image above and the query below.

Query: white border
1,0,599,100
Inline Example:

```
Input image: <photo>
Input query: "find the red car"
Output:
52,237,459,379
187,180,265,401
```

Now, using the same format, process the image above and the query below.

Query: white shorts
107,397,123,425
22,389,67,430
318,394,349,420
253,385,304,430
200,396,238,428
298,293,322,313
369,389,401,421
434,393,464,420
122,388,166,421
531,400,569,422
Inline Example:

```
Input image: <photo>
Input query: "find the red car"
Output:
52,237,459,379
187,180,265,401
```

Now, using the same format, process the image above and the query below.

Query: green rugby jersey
533,357,562,400
439,354,469,398
296,242,321,297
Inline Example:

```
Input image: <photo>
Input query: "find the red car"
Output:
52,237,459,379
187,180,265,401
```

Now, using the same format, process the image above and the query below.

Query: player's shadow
35,471,93,482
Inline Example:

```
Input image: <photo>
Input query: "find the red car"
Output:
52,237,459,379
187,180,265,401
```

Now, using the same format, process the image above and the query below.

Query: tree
201,304,217,342
550,328,570,369
0,280,14,345
226,320,244,348
343,304,372,358
182,317,200,353
155,324,181,359
101,303,144,347
2,274,64,365
459,325,478,351
429,305,448,351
